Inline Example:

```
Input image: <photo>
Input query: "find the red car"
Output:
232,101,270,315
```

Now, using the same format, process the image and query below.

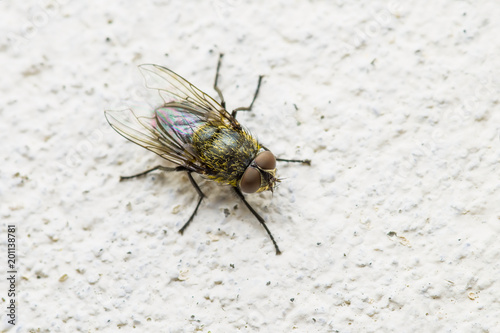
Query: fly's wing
138,64,238,127
104,108,206,174
105,63,240,174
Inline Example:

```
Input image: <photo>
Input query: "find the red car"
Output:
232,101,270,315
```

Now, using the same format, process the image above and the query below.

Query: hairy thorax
192,123,260,186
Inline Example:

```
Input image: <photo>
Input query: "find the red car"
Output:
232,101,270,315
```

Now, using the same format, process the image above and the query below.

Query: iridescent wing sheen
105,106,207,174
138,64,238,127
105,63,243,174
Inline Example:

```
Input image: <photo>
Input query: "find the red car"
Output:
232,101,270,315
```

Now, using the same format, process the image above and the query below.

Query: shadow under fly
104,54,310,255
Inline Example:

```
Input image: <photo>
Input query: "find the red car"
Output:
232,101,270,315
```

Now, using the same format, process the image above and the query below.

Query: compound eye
255,151,276,170
240,167,261,193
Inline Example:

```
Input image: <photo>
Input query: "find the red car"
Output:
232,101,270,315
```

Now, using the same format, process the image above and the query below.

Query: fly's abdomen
192,124,259,186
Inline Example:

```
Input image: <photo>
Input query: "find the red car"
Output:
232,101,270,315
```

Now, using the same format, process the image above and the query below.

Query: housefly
104,54,310,254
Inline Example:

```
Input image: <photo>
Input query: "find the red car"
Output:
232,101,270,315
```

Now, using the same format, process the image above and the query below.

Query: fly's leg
214,53,226,109
119,165,183,181
120,166,205,234
212,53,263,119
233,187,281,255
179,172,206,234
232,75,263,119
260,145,311,165
276,158,311,166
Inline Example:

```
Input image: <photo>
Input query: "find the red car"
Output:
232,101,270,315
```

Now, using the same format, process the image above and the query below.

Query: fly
104,54,310,255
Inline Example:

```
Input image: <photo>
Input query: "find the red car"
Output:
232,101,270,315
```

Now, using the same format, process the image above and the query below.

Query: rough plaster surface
1,1,499,332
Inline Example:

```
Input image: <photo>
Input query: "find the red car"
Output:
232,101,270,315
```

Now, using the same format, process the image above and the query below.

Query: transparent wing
104,108,207,174
138,64,237,127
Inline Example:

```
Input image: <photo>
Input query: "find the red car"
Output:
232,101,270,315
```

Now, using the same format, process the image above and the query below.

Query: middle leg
179,172,206,234
232,75,263,119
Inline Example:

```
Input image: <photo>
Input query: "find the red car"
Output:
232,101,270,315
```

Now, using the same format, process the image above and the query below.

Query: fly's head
239,150,279,194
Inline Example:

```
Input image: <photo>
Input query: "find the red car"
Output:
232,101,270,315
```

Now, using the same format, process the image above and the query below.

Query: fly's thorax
239,150,278,193
192,123,260,186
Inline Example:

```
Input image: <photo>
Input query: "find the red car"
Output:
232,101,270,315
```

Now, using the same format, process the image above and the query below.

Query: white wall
1,1,499,331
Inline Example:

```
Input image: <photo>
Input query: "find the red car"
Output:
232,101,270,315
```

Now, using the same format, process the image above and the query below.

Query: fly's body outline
105,54,310,254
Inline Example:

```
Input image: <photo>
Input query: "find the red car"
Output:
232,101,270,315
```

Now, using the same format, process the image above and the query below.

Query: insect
104,54,310,254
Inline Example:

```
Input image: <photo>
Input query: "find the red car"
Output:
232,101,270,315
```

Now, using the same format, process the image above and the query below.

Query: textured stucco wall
1,1,499,332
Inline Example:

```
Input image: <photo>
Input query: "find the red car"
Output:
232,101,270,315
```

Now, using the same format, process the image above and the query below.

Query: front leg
233,187,281,255
277,158,311,165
